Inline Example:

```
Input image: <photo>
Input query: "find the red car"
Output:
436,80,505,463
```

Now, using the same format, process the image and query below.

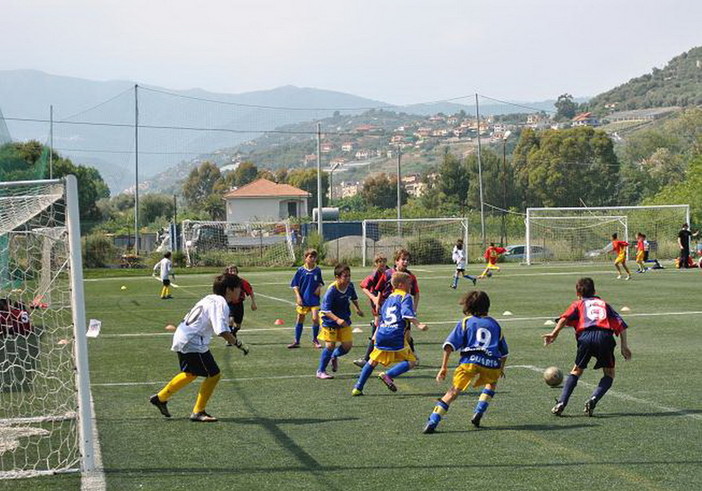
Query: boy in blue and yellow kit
289,249,324,349
316,263,364,379
423,290,508,433
352,271,427,395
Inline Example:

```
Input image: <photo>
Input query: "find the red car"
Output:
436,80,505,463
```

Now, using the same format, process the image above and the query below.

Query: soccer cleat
149,394,171,418
331,356,338,372
551,401,565,416
353,358,367,368
287,341,300,349
450,284,456,289
378,372,397,392
423,422,437,434
471,412,483,428
316,371,334,380
189,411,218,422
584,397,597,417
351,387,363,396
471,277,477,286
165,295,174,299
312,340,322,349
625,276,631,281
616,275,622,279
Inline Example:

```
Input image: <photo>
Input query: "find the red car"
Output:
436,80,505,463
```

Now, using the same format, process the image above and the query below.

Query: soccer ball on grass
543,366,563,387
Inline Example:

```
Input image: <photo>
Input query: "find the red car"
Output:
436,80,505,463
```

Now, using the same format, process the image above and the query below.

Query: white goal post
0,176,94,478
525,205,690,265
361,218,469,267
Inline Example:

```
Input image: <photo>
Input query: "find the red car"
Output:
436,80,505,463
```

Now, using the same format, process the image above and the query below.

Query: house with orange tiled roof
223,178,311,222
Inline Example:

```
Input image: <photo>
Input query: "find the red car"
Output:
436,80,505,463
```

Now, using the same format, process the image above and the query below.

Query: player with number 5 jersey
423,290,508,433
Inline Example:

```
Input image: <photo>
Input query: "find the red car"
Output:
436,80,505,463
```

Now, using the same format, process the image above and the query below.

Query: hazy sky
3,0,701,104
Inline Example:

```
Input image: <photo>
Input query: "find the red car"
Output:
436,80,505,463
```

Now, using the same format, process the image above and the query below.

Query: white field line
255,293,296,306
92,365,702,421
97,309,702,339
80,394,106,491
512,365,702,421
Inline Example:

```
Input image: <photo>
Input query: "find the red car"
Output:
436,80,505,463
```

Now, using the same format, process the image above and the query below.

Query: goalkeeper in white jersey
149,273,243,422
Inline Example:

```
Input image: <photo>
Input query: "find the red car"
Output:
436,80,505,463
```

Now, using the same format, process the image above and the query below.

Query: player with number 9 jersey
444,316,509,369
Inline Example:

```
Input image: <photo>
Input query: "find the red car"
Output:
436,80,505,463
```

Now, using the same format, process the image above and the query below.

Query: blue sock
463,274,476,282
559,374,579,406
590,375,613,402
475,388,495,414
312,324,320,342
452,275,459,288
386,361,411,378
355,362,375,390
332,345,348,358
318,348,333,372
428,400,449,427
294,323,303,343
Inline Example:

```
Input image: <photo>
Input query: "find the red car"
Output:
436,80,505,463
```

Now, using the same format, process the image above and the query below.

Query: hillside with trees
587,46,702,115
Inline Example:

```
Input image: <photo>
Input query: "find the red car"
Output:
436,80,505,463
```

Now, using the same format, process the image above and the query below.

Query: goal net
182,220,296,267
361,218,469,266
0,177,93,478
526,205,690,264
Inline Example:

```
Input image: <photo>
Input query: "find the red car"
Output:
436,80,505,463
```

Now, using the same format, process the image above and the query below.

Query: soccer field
10,262,702,490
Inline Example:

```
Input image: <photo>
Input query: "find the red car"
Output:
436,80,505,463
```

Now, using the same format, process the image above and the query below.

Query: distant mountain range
0,69,567,193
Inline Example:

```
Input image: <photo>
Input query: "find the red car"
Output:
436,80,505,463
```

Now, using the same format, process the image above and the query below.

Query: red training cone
274,318,285,325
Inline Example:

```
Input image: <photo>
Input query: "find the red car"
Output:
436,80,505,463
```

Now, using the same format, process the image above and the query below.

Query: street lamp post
327,162,342,206
501,130,512,245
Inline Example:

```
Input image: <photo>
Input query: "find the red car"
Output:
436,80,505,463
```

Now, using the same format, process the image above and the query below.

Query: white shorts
455,261,466,270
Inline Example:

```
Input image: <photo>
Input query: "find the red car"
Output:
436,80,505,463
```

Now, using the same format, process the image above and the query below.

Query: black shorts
177,351,220,377
575,329,616,370
162,279,171,286
228,302,244,325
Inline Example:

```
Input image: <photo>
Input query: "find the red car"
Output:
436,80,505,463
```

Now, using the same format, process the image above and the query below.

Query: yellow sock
193,373,221,413
165,286,171,297
160,286,167,297
158,372,197,401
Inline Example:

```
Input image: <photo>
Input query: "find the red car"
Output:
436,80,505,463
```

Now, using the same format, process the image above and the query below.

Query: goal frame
0,176,94,477
361,217,469,267
525,205,690,265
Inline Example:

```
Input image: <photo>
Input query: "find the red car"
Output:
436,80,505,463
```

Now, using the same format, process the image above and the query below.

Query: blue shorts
177,351,220,377
575,329,616,370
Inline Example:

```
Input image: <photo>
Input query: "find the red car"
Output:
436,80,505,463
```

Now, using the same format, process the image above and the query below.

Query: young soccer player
373,248,421,358
289,249,324,349
451,238,477,288
423,290,508,433
641,234,663,269
149,274,243,422
542,277,632,417
316,264,364,379
223,265,257,344
353,253,388,368
477,243,506,279
635,233,646,273
611,233,631,280
352,271,427,395
153,251,175,299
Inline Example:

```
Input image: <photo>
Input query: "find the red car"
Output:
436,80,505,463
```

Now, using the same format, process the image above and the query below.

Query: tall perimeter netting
0,179,90,478
362,218,469,266
526,205,690,264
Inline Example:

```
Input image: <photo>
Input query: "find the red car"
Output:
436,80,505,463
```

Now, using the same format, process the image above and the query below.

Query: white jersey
452,246,466,270
171,295,230,353
153,257,173,280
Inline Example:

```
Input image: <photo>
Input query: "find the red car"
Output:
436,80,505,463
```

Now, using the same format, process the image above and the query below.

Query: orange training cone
274,318,285,325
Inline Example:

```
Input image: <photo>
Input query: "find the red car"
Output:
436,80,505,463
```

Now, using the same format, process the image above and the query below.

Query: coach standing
677,223,698,268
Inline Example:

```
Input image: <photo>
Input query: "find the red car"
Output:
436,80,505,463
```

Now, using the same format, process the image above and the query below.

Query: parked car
503,244,553,262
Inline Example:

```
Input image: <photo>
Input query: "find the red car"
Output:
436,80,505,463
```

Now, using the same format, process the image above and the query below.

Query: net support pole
525,208,531,265
65,175,95,472
362,220,367,267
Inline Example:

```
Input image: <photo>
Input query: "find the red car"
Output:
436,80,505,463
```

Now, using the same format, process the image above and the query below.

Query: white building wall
226,197,308,222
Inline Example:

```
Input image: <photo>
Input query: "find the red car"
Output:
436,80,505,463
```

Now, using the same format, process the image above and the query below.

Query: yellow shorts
370,346,416,367
614,253,626,265
296,305,320,316
452,363,502,390
319,325,352,343
635,250,645,262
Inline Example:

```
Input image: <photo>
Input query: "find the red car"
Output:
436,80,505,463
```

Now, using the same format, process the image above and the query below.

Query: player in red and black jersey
0,298,32,336
542,277,632,416
224,265,257,344
353,253,388,367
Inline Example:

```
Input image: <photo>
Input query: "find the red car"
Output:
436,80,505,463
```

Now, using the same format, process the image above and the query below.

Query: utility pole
49,105,53,179
316,122,323,239
134,84,140,255
475,93,485,247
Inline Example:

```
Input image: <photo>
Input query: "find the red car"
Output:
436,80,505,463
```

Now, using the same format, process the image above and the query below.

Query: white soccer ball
543,366,563,387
